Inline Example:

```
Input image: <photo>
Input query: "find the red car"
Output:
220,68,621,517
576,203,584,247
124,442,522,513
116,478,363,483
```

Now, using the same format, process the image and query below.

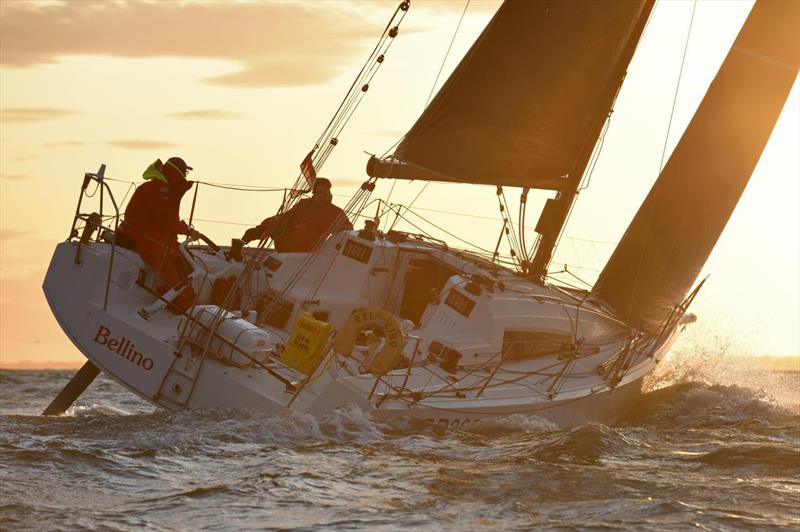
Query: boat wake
65,404,130,417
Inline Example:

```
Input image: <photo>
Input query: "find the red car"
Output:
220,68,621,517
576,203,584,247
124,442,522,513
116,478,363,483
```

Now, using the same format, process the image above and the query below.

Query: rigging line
578,117,612,193
658,0,697,173
380,0,471,158
519,190,530,263
381,181,398,231
384,205,438,241
105,175,287,193
323,76,372,148
540,4,660,276
500,191,519,253
192,218,255,227
504,224,520,271
326,22,405,144
117,182,135,209
315,6,410,166
627,0,697,315
518,198,525,261
388,181,429,232
275,7,410,221
547,276,589,293
402,208,493,253
500,190,523,267
425,0,471,109
199,182,286,192
315,1,406,148
396,204,619,246
326,91,370,148
545,111,616,268
104,177,137,185
549,265,597,285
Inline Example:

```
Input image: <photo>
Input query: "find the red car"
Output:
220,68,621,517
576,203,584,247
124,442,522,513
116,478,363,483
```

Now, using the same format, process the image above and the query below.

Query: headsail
593,0,799,332
367,0,654,189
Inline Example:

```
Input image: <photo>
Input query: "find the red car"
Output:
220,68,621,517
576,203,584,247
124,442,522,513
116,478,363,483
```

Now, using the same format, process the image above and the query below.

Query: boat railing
67,164,123,311
173,307,301,396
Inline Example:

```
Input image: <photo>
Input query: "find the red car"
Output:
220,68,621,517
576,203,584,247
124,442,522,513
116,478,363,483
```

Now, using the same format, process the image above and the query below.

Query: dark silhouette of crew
117,157,199,312
242,178,352,252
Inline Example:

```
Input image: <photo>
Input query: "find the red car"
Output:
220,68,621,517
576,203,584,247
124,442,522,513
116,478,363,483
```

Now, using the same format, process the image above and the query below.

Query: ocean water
1,356,798,530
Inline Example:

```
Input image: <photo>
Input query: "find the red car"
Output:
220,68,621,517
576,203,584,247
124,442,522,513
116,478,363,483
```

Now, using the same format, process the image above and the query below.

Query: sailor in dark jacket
117,157,199,312
242,178,352,252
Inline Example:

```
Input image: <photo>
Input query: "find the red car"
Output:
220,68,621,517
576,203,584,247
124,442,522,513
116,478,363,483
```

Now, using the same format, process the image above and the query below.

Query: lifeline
93,325,154,371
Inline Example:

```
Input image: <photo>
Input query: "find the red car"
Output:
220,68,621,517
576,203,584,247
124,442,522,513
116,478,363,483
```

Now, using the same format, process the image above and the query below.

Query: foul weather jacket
244,198,353,252
118,178,193,289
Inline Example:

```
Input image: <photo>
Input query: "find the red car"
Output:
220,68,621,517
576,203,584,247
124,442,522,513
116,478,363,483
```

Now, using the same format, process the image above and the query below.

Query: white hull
44,230,687,429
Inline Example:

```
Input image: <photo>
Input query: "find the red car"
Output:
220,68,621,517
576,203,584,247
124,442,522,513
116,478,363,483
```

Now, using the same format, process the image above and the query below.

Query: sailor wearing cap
242,177,353,252
116,157,200,313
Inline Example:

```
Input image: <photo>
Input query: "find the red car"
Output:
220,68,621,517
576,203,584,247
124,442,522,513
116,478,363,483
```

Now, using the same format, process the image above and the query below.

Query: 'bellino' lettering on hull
93,325,154,371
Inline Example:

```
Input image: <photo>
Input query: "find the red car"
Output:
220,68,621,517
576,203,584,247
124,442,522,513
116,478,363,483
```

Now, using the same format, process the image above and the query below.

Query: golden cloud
0,230,29,241
0,173,34,181
43,141,86,148
0,108,78,122
166,110,244,120
11,154,38,162
108,140,180,150
0,1,379,87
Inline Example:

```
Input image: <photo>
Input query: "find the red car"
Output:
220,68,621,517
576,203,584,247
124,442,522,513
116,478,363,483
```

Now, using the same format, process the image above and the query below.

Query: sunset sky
0,0,797,367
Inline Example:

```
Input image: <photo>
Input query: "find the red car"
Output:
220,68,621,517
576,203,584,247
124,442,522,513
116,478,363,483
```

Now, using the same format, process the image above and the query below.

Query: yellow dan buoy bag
281,313,333,376
333,308,404,376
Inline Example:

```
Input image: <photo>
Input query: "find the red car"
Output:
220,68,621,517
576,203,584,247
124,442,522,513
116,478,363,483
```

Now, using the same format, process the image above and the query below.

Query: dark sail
367,0,654,189
593,0,799,332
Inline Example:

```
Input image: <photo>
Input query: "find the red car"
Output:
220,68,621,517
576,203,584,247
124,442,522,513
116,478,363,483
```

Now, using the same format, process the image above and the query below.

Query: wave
65,403,131,417
465,413,558,434
624,381,792,428
2,402,395,457
529,423,636,464
644,332,799,412
686,443,799,471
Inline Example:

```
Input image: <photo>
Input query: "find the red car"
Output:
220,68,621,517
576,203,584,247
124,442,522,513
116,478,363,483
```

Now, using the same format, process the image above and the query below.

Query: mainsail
593,0,800,332
367,0,654,189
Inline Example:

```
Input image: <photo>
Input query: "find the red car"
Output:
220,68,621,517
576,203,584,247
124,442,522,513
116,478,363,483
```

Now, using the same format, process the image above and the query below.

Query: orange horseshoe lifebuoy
333,308,404,375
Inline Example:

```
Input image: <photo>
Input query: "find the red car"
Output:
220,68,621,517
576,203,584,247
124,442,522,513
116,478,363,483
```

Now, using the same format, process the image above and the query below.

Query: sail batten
367,0,654,189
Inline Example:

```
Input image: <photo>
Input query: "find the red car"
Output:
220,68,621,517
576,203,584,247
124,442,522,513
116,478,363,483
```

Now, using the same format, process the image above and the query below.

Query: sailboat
42,0,798,428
